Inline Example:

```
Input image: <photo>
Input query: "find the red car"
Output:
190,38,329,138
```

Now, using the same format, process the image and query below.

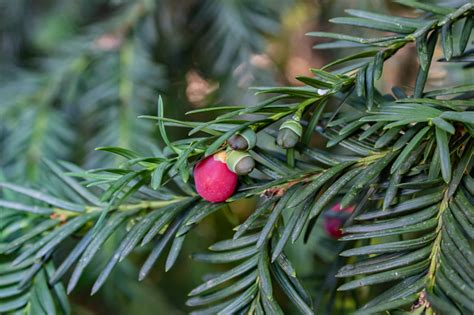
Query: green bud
226,150,255,175
228,128,257,151
277,120,302,149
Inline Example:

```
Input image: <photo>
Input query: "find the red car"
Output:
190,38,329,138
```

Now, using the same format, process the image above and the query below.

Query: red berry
324,203,355,239
194,152,238,202
324,217,344,239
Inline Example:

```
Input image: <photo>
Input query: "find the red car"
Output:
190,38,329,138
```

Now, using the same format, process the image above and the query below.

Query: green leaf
186,106,245,115
340,232,436,257
356,65,366,97
357,190,443,220
296,76,333,89
365,61,375,110
189,95,284,136
393,126,423,150
43,160,101,206
356,275,425,314
441,244,472,284
95,147,140,160
448,141,472,197
0,200,53,215
439,264,474,301
373,50,384,80
391,126,430,174
192,246,258,264
440,111,474,125
0,269,28,286
459,16,473,54
345,9,424,29
157,96,177,153
141,208,179,247
139,213,186,281
429,147,441,180
302,100,326,146
314,41,366,49
432,117,455,134
395,0,453,15
414,29,438,98
0,285,23,299
0,183,84,212
329,17,416,34
287,161,354,208
374,127,401,148
165,233,186,272
35,270,57,315
441,22,453,61
49,229,95,286
234,199,274,239
271,264,313,315
356,294,419,315
450,204,474,239
424,84,474,97
416,31,429,71
337,246,431,277
185,203,223,227
100,170,144,202
383,171,401,210
426,292,461,315
271,203,305,262
67,211,133,293
261,288,284,315
306,32,403,45
256,188,296,247
436,269,474,312
151,162,170,190
345,205,437,233
436,127,451,183
3,219,58,254
322,50,378,70
340,217,438,240
45,263,70,315
443,212,474,265
119,207,172,262
186,271,257,307
340,151,396,208
358,122,383,141
309,168,362,219
337,259,429,291
217,284,258,315
188,256,258,296
0,294,29,313
13,212,97,266
258,249,273,298
328,120,367,147
209,234,259,251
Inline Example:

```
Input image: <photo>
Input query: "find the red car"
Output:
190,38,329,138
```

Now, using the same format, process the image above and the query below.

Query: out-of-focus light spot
93,33,123,51
186,70,218,107
250,53,272,69
286,56,311,85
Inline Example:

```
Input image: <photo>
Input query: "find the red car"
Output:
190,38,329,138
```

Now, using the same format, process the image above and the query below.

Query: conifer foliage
1,1,473,314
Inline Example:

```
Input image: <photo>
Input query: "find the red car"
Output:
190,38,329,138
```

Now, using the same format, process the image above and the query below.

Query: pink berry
324,203,355,239
194,152,238,202
324,217,344,239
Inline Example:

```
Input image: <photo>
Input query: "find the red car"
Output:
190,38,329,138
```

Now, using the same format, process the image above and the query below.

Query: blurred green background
0,0,466,314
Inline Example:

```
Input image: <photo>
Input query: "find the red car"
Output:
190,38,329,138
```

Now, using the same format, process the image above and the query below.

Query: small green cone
228,128,257,151
226,150,255,175
277,120,302,149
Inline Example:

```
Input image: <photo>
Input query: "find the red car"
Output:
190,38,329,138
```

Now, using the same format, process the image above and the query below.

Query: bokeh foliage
1,0,473,314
